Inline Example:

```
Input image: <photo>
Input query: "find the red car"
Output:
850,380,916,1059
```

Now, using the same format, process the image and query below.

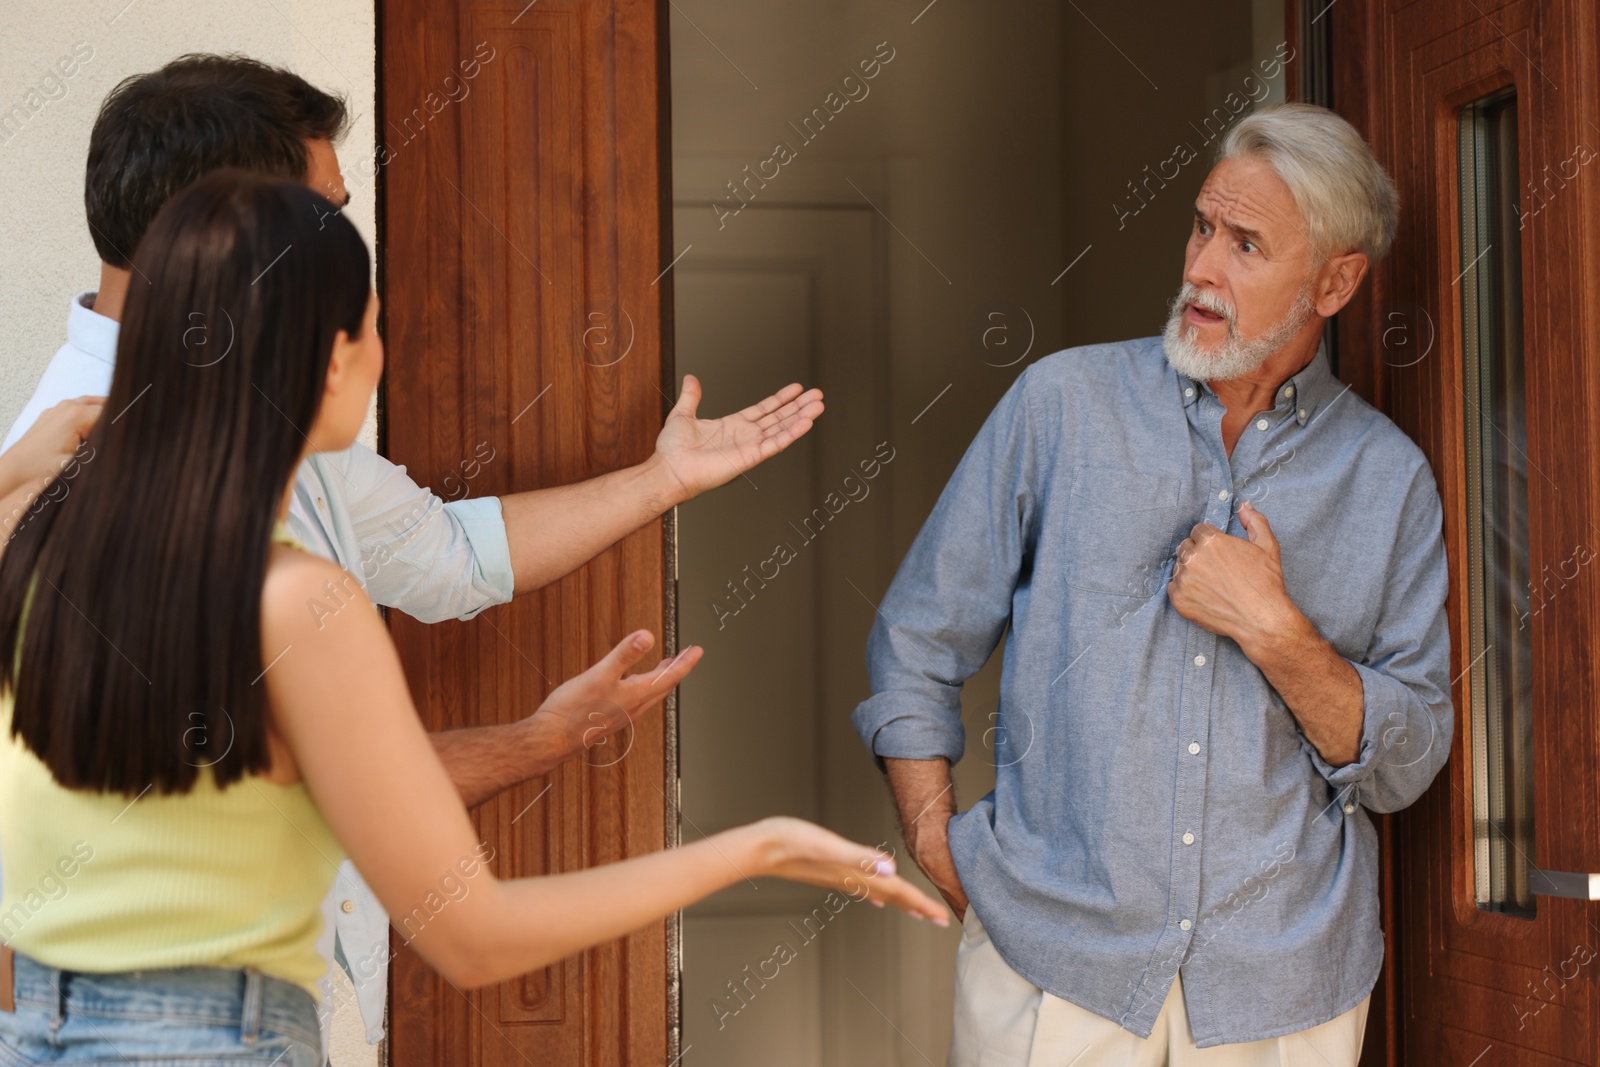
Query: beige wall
672,4,1068,1061
0,5,379,1062
1058,0,1286,347
0,0,378,450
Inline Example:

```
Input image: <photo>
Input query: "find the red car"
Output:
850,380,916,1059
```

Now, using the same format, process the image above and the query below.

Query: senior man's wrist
1236,600,1320,667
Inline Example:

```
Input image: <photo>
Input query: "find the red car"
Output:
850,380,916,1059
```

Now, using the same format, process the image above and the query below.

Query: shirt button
1182,831,1195,845
1217,489,1230,501
1188,741,1200,755
1193,654,1206,667
1284,384,1295,397
316,497,326,510
1298,408,1307,420
1343,803,1356,815
1255,418,1269,431
1179,919,1192,931
1185,387,1195,398
341,900,355,914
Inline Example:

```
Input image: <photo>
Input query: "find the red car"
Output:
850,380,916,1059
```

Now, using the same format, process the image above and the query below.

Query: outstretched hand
651,375,824,504
524,630,703,768
751,816,950,926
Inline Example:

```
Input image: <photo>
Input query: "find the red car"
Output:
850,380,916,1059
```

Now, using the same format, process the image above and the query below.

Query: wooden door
1333,1,1600,1062
378,1,676,1064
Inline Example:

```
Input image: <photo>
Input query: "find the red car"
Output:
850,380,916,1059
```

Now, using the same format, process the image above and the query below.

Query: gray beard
1161,284,1317,383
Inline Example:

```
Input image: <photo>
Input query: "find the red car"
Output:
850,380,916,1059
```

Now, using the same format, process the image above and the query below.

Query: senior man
853,102,1452,1065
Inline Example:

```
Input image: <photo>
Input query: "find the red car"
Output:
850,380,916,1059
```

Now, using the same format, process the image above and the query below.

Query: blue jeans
0,952,321,1066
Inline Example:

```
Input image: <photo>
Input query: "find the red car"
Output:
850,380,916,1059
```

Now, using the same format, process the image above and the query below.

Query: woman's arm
0,397,104,556
0,397,103,502
262,551,945,989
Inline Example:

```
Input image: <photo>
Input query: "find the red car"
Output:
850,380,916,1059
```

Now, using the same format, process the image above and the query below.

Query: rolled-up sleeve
1307,460,1453,812
314,446,516,623
852,368,1040,770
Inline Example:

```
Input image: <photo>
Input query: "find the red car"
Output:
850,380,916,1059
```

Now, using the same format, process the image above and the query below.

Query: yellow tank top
0,524,344,1000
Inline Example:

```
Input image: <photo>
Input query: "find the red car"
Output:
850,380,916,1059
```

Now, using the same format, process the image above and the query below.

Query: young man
856,103,1452,1065
3,54,824,1057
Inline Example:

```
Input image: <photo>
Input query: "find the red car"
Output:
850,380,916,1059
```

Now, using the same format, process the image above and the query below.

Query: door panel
379,1,673,1064
1336,1,1600,1062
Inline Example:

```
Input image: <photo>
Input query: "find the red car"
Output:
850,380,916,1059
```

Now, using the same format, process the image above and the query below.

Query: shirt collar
1176,332,1335,427
67,291,119,366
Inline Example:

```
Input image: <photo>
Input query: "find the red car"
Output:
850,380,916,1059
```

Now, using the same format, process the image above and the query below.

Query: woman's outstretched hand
743,815,950,926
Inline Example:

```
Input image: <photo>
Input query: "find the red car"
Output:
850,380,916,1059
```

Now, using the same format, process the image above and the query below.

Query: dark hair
85,53,348,267
0,171,370,795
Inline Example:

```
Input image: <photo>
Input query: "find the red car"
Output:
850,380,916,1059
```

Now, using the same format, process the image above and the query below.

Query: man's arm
884,757,968,919
501,375,822,593
1169,501,1364,765
431,630,702,807
335,375,821,620
1170,486,1453,809
853,368,1042,917
498,460,673,597
1239,600,1363,766
428,720,561,810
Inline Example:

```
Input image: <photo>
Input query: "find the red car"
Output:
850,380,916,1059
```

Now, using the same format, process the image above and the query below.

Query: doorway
669,1,1288,1062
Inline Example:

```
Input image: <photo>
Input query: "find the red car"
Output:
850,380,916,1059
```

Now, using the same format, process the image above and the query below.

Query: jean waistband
8,951,319,1049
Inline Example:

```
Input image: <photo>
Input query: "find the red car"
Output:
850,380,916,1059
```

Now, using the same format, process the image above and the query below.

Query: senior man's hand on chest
1167,499,1296,648
1166,498,1365,766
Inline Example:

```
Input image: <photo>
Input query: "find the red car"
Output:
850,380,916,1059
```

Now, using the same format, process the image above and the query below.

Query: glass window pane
1459,89,1534,918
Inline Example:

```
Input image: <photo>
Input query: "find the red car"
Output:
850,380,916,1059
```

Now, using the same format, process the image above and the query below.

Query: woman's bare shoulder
261,545,371,644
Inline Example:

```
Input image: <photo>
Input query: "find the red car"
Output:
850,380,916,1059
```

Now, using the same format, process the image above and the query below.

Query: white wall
0,4,379,1063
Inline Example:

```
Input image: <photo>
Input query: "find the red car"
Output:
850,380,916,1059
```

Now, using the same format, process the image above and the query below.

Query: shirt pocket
1063,465,1188,597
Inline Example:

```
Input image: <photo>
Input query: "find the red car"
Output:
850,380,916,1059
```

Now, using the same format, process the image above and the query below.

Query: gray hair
1217,102,1399,263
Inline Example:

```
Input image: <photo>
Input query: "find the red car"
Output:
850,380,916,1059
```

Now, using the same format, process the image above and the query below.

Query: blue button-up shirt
852,335,1453,1046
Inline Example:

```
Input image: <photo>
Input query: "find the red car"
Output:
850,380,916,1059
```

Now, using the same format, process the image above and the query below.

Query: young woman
0,172,945,1066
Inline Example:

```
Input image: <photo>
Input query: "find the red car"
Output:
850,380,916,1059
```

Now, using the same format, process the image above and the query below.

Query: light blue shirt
852,336,1453,1046
3,292,519,1049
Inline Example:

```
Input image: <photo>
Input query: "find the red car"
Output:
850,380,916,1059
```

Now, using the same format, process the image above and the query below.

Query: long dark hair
0,170,370,795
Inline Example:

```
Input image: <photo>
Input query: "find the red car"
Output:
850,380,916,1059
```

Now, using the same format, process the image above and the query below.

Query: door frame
377,1,679,1063
1329,1,1600,1063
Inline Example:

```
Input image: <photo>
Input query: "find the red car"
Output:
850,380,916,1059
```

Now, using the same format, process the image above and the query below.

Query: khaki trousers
949,909,1369,1067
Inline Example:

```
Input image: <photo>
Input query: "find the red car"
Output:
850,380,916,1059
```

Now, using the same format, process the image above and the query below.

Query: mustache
1171,284,1237,327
